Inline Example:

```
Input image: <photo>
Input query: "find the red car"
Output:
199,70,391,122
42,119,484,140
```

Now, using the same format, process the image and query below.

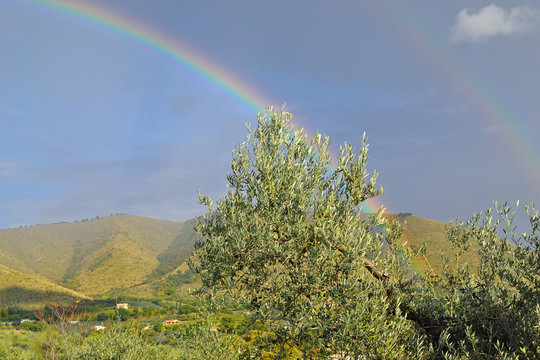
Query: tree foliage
192,108,420,358
412,201,540,359
192,107,539,359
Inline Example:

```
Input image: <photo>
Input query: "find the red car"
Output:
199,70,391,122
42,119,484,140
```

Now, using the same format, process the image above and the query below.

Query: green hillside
0,248,36,278
0,264,89,310
0,215,197,297
388,213,481,275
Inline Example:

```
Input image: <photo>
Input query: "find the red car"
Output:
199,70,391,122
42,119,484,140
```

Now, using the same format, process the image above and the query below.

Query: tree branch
336,243,390,281
336,244,450,340
362,257,390,281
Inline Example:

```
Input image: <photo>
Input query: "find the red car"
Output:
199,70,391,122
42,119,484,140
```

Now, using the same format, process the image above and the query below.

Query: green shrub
410,202,539,359
170,323,243,360
64,327,162,360
20,321,44,332
0,330,46,360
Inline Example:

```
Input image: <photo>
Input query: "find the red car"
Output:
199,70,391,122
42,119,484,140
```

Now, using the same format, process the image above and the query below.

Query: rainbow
29,0,270,115
373,1,540,188
23,1,540,216
24,0,453,215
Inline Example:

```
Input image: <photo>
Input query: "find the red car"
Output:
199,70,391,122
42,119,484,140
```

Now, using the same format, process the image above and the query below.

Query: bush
0,330,46,360
171,323,243,360
64,327,162,360
94,312,109,322
409,201,539,359
20,321,44,332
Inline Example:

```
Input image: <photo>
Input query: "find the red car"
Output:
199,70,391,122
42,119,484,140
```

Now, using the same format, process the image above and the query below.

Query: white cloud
451,4,540,43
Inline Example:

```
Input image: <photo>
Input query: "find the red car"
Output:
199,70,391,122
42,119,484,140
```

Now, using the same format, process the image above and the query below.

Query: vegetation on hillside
0,298,257,360
0,215,194,298
0,264,89,310
0,208,488,310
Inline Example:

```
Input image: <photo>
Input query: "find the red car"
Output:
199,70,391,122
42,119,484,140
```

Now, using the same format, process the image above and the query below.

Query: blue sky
1,0,539,228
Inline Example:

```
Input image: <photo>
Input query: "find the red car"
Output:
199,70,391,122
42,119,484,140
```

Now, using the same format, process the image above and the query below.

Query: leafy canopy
192,107,540,359
192,108,417,358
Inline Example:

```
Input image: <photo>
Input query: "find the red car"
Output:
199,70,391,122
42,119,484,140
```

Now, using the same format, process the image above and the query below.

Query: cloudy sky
1,0,539,228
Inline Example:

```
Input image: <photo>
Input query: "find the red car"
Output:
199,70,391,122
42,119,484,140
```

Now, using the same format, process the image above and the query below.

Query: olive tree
192,108,423,358
412,202,540,359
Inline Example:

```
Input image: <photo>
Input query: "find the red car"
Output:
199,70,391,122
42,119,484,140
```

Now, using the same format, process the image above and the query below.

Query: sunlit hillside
0,264,89,310
0,215,197,297
388,213,481,275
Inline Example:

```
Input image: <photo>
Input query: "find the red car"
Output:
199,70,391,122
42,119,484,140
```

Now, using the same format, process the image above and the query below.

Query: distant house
162,319,180,326
116,303,129,310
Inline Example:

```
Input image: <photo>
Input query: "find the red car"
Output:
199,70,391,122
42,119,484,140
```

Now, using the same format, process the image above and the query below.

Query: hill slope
0,215,197,297
388,213,480,275
0,264,89,310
